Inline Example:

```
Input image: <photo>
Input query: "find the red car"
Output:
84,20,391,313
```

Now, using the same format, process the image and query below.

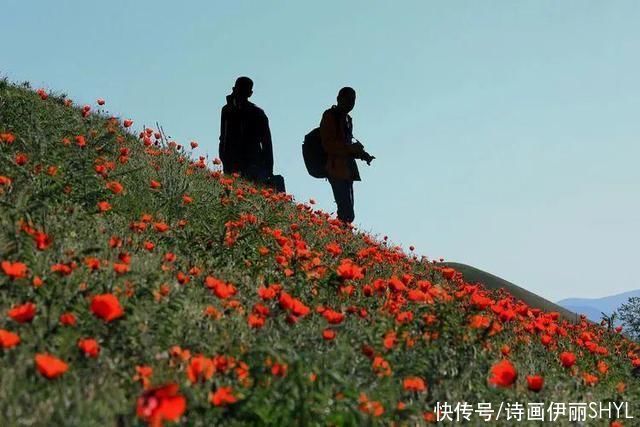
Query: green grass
0,79,638,426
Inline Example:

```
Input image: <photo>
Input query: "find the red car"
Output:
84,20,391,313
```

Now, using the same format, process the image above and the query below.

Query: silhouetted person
320,87,374,223
219,76,273,183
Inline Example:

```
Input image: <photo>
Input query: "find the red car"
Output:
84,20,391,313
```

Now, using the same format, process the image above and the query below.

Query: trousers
328,178,355,223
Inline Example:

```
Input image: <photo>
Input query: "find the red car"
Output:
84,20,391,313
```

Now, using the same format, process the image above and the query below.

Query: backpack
302,127,327,178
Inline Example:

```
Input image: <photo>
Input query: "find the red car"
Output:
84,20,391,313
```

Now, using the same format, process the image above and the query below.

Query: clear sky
3,1,638,301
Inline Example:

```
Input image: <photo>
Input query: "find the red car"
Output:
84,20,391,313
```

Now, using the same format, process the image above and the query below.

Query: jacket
219,95,273,175
319,106,365,181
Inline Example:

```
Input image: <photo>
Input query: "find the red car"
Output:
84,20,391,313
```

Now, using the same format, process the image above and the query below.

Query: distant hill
558,289,640,323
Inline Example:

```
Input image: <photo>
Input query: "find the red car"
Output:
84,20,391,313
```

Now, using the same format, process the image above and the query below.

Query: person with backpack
318,87,374,224
219,76,284,191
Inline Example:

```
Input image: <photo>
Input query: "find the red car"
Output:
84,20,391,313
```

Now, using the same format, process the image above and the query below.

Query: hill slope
0,80,638,426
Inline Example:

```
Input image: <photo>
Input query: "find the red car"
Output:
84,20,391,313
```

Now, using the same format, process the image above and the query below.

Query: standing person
320,87,374,224
219,76,274,184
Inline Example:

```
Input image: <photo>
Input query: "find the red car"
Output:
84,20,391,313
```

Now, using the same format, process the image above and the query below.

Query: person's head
232,76,254,100
336,87,356,113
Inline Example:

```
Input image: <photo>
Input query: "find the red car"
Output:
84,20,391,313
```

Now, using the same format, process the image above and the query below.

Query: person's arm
260,112,274,176
320,110,363,157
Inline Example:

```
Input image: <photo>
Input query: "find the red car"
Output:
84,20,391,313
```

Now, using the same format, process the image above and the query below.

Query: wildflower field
0,80,638,426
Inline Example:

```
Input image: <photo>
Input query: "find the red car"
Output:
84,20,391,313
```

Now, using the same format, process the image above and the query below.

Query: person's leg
329,178,355,223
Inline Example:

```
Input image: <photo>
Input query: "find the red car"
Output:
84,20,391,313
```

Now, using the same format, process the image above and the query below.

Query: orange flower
358,393,384,417
257,284,280,300
113,262,130,275
210,386,237,406
597,360,609,375
0,175,12,186
526,375,544,392
37,88,48,100
186,355,215,384
51,263,73,276
2,260,28,279
0,329,21,349
372,356,392,377
97,201,112,212
75,135,86,147
136,383,186,424
325,242,342,256
78,338,100,357
248,313,265,328
90,294,124,322
59,312,77,326
322,328,336,340
336,259,364,280
205,276,236,299
35,353,69,379
583,372,599,386
0,132,16,144
154,222,170,233
559,351,576,368
488,359,517,388
133,365,153,389
322,309,345,324
150,180,161,189
469,314,490,329
106,181,124,194
403,376,427,392
84,257,101,271
8,302,36,323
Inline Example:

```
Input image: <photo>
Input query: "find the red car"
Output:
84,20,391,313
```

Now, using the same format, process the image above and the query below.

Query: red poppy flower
78,338,100,358
123,119,133,128
8,302,36,323
75,135,86,147
526,375,544,392
559,351,576,368
205,276,236,299
136,383,186,424
403,376,427,392
0,329,21,349
113,262,130,275
106,181,124,194
2,260,28,280
488,359,517,388
186,355,215,384
248,313,265,328
210,386,237,407
59,312,77,326
336,259,364,280
322,309,345,325
154,222,169,233
97,201,112,212
0,132,16,144
90,294,124,322
322,328,336,340
97,98,105,105
35,353,69,379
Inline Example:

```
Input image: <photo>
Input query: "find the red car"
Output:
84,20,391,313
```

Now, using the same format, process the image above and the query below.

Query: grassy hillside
0,80,638,426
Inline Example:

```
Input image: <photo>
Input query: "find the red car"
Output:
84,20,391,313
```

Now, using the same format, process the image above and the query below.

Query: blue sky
3,1,639,301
